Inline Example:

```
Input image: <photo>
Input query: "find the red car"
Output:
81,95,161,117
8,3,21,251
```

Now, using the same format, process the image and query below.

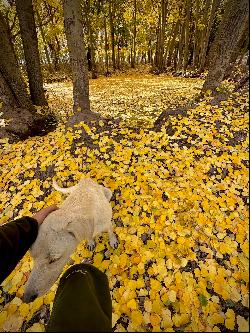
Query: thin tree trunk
117,38,120,69
15,0,47,106
166,21,179,67
198,0,212,70
183,0,191,72
163,22,174,65
62,0,90,113
85,0,97,79
177,22,185,71
53,36,61,71
109,0,116,70
154,9,161,69
199,0,221,71
104,14,109,75
192,0,200,69
131,0,137,68
158,0,167,71
147,37,152,64
203,0,249,92
36,10,51,66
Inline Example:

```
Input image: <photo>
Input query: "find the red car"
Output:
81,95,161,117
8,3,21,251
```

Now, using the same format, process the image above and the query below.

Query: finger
44,205,59,212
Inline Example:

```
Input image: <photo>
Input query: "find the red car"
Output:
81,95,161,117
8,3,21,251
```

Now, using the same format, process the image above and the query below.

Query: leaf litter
0,74,248,332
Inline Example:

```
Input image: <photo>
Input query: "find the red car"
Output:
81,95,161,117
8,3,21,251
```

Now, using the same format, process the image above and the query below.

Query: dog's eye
49,257,57,264
48,256,60,264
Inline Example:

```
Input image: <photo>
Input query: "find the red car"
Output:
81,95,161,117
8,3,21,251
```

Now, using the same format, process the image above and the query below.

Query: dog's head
23,232,76,303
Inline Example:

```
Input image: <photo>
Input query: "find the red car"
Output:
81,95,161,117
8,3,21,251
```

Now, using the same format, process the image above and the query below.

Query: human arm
0,205,58,284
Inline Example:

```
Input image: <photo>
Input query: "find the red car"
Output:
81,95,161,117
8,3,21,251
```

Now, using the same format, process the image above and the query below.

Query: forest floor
0,74,249,332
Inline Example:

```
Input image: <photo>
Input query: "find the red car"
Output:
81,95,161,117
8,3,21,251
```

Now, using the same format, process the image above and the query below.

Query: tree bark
109,0,116,70
0,12,52,141
104,14,109,75
224,20,249,78
177,21,185,71
166,21,179,67
158,0,167,72
183,0,191,72
192,0,200,69
0,11,33,110
15,0,47,106
199,0,221,71
131,0,137,68
85,0,97,79
36,10,51,66
203,0,249,92
0,70,16,107
62,0,90,113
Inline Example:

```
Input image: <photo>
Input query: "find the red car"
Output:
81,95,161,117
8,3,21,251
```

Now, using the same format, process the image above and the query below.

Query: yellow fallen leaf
19,303,30,318
150,313,161,326
168,290,177,302
2,313,23,332
237,315,249,332
144,298,152,312
44,291,55,304
127,299,137,310
130,310,144,326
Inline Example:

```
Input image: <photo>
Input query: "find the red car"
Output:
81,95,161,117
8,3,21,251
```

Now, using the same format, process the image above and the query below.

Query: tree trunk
166,21,179,67
224,20,249,78
85,0,97,79
131,0,137,68
199,0,221,71
0,12,52,141
117,38,120,69
0,11,33,110
203,0,249,92
15,0,47,106
157,0,167,72
177,22,185,71
0,70,16,107
104,14,109,75
183,0,191,72
36,10,51,66
192,0,200,69
109,0,116,70
62,0,90,114
147,37,152,64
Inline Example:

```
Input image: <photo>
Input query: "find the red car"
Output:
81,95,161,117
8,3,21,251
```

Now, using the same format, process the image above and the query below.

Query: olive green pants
46,264,112,332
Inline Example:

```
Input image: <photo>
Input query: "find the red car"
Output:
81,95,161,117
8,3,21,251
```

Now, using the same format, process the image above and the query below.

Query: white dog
23,178,118,303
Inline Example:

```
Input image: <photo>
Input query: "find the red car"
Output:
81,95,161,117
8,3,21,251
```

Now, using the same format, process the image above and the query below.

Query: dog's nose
22,292,38,303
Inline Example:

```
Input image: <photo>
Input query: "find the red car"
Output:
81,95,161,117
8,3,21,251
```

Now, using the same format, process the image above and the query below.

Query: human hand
32,205,59,226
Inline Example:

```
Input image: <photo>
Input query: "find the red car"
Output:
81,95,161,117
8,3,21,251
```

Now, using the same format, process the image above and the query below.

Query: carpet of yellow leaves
0,74,249,332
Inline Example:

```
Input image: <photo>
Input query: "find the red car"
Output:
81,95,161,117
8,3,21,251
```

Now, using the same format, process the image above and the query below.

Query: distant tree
154,0,168,72
131,0,137,68
15,0,47,106
203,0,249,92
109,0,116,70
83,0,97,79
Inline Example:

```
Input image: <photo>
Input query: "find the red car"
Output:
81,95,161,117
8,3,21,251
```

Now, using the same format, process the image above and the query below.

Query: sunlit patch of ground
45,74,203,127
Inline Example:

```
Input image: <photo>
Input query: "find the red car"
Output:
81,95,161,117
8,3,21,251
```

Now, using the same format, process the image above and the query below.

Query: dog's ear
101,186,112,201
